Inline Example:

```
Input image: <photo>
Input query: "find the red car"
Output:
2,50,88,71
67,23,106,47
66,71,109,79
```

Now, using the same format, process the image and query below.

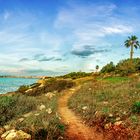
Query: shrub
61,72,91,79
18,85,29,93
0,95,37,126
0,96,16,125
29,83,41,88
115,58,140,76
43,79,75,92
100,62,115,73
132,101,140,113
23,78,75,96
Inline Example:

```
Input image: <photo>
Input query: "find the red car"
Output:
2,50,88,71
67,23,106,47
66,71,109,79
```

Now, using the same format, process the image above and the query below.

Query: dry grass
68,77,140,139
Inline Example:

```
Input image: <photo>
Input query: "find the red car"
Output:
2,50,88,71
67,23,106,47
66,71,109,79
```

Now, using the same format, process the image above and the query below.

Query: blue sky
1,0,140,76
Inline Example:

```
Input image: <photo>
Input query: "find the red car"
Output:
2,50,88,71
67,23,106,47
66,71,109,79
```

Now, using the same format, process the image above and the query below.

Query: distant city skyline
1,0,140,76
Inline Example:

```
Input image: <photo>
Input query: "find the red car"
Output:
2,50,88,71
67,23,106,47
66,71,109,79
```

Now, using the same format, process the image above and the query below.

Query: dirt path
58,86,103,140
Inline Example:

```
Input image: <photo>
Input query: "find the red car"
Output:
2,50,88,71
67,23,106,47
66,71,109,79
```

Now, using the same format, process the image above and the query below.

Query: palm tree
124,35,140,60
96,65,99,72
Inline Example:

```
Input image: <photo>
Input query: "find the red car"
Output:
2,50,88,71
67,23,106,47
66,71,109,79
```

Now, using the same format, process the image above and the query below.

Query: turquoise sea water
0,78,38,94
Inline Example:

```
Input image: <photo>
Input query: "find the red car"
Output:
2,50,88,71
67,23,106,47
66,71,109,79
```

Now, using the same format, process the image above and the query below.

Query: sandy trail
58,86,103,140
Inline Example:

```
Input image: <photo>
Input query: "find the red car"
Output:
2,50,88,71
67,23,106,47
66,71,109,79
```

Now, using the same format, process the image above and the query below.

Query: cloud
54,3,117,29
33,53,63,62
19,54,63,62
22,69,61,76
38,57,55,62
71,45,109,58
1,1,140,76
19,58,30,62
102,25,133,34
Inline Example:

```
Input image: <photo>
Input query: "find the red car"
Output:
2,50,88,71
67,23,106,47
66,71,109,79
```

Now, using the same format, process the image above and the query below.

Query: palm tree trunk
130,45,134,60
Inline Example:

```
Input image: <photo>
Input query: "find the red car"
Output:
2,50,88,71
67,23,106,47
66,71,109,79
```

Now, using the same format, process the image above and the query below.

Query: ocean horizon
0,77,38,94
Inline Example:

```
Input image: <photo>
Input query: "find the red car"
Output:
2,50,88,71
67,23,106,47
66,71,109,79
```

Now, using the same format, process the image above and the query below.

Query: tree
101,62,115,73
124,35,140,60
96,65,99,72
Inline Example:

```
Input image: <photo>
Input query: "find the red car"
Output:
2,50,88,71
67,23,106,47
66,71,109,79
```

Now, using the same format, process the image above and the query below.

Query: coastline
0,77,41,95
0,76,44,79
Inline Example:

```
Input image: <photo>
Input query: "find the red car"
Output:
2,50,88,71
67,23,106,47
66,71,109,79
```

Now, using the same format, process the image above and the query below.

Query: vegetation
17,85,30,93
18,78,75,96
8,93,65,140
100,61,115,73
100,58,140,76
60,72,91,79
0,89,65,139
96,65,99,72
43,78,75,92
115,58,140,76
102,76,130,83
68,77,140,138
1,35,140,139
132,102,140,113
124,35,140,60
0,95,37,126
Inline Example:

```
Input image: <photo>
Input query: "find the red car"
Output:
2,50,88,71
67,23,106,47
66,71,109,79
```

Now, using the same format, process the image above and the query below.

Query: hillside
0,71,140,140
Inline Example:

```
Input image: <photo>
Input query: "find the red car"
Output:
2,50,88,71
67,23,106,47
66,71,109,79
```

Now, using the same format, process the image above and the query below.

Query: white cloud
0,1,139,75
102,25,133,34
54,2,133,54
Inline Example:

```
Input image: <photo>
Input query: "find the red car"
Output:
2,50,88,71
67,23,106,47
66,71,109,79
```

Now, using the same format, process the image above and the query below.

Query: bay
0,78,38,94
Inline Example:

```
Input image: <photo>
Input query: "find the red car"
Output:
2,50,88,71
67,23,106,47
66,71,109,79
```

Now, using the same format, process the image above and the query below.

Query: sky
1,0,140,76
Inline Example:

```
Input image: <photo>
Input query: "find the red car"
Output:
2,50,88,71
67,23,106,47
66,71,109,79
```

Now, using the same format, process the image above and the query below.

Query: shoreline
0,77,41,96
0,76,43,79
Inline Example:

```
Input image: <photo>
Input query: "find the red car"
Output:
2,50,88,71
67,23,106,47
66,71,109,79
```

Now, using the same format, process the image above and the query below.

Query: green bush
115,58,140,76
132,101,140,113
61,72,91,79
18,85,29,93
0,95,37,126
100,58,140,76
0,96,16,125
100,61,115,73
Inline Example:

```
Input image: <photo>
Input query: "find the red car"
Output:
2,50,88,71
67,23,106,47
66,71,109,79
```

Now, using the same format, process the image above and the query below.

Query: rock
69,88,75,91
103,101,109,105
58,136,64,140
45,92,55,99
39,84,44,88
109,113,113,117
94,111,102,117
3,126,10,131
17,118,24,123
34,113,40,116
46,108,52,114
82,106,88,110
23,112,32,118
1,130,15,139
56,112,61,120
37,79,46,85
116,117,121,121
104,123,112,129
38,104,46,111
114,121,123,126
25,89,32,93
88,88,92,91
0,128,6,136
123,111,127,115
1,129,31,140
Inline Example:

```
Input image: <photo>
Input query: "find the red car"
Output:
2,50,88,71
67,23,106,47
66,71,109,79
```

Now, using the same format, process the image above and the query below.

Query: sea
0,78,38,94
